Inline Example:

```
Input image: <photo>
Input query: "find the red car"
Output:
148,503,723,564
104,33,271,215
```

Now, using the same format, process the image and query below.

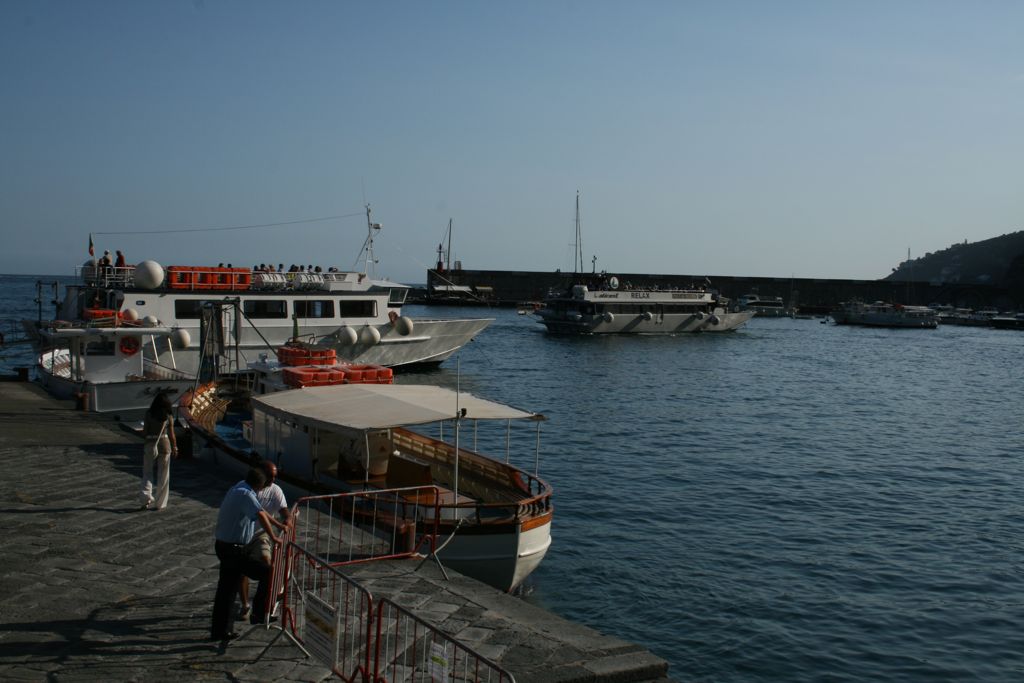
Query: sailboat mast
574,190,583,274
447,218,452,272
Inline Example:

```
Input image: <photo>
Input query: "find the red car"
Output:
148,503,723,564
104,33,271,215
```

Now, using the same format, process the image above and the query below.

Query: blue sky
3,1,1023,282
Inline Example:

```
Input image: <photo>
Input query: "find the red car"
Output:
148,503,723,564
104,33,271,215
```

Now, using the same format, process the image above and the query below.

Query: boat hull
538,310,754,334
148,317,492,375
37,351,194,417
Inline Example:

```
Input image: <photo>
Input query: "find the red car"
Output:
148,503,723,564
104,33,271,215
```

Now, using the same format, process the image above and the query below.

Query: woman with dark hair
139,393,178,510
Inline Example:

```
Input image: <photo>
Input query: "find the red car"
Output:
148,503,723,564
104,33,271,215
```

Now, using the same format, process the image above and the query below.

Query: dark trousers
211,540,271,638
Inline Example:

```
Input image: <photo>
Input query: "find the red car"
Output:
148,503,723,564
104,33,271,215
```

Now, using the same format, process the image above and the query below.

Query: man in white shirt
238,460,290,620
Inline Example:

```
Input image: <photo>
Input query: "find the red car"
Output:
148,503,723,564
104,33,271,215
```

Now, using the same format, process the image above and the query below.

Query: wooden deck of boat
0,377,672,682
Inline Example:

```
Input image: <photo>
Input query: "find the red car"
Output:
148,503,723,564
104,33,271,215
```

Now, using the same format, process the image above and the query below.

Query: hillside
885,231,1024,288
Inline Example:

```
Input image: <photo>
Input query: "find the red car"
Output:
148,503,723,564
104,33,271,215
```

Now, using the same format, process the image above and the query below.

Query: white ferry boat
25,214,492,381
536,276,754,334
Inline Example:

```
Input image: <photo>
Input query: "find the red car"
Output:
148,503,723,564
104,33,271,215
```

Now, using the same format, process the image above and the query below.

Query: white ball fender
360,325,381,345
708,315,721,325
641,311,653,321
395,316,414,336
133,260,165,289
602,312,614,323
121,308,139,321
171,328,191,349
142,315,160,327
337,326,358,345
694,311,705,320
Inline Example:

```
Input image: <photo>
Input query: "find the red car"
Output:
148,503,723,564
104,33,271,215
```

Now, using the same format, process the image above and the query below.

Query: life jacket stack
166,266,252,290
276,342,393,388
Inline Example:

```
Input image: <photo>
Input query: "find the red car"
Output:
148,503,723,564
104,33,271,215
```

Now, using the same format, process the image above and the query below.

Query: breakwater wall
422,269,1014,312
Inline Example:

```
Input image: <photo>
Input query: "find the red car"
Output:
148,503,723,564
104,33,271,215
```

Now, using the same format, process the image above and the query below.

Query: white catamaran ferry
25,210,492,382
536,276,754,334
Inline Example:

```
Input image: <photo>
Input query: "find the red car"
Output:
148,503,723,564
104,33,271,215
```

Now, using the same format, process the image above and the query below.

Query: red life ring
119,336,141,356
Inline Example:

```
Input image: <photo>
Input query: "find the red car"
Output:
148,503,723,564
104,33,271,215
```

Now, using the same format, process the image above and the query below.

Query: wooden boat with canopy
181,380,552,592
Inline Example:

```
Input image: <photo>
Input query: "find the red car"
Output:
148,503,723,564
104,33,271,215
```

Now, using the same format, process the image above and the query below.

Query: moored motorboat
737,293,790,317
831,301,938,328
180,362,552,592
990,313,1024,330
33,311,194,417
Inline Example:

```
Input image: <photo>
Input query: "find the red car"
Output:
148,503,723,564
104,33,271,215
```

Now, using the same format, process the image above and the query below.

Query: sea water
4,273,1023,681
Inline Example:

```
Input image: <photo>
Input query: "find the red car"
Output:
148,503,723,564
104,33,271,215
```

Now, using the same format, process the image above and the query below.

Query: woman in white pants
139,393,178,510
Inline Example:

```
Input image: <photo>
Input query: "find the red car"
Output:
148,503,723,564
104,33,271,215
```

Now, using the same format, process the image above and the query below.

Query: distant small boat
939,308,999,326
831,301,938,329
990,313,1024,330
737,293,790,317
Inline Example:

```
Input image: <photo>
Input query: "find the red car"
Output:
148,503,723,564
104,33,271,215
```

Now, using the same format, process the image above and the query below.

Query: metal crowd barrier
251,489,515,682
283,542,375,682
292,488,442,568
373,597,515,683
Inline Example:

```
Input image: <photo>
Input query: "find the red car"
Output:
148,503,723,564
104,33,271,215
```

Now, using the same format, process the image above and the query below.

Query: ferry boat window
338,300,376,317
388,288,408,305
243,300,288,319
85,340,115,355
174,299,216,319
294,300,335,318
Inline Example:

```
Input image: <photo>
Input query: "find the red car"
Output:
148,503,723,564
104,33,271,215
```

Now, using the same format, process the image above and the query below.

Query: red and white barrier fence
247,489,515,681
373,596,515,683
292,488,442,567
283,542,375,682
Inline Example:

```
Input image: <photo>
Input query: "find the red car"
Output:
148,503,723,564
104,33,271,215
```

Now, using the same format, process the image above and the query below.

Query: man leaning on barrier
210,467,281,642
237,459,290,619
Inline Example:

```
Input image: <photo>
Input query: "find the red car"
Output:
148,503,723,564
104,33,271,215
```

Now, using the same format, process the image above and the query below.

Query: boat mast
356,203,382,277
447,218,452,272
574,190,583,274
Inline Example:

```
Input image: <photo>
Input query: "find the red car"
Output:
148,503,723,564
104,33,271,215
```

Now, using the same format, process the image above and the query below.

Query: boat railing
391,430,552,522
79,264,136,288
140,358,192,381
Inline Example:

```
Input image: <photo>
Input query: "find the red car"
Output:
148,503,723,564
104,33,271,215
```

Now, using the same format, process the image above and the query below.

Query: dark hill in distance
885,231,1024,295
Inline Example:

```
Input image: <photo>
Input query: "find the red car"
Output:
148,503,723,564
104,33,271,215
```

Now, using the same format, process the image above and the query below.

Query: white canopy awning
252,384,545,432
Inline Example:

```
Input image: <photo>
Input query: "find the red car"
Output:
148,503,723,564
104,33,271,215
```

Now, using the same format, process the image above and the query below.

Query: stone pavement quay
0,379,672,682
